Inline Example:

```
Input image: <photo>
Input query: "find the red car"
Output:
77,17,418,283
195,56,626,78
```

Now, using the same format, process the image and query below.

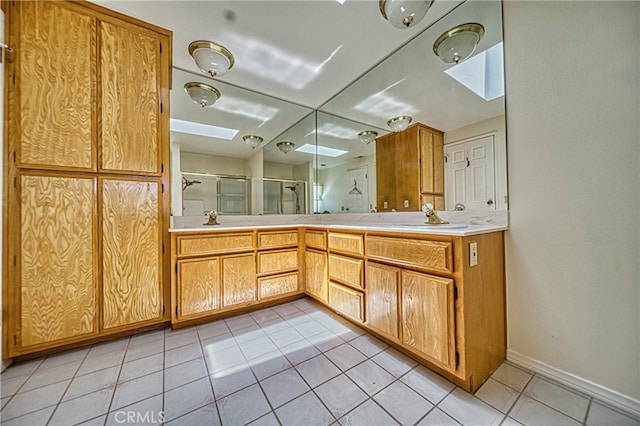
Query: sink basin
389,224,468,229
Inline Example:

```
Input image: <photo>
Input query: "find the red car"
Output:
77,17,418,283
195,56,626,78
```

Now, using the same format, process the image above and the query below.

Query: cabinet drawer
258,230,298,249
328,254,363,289
328,232,364,257
305,230,326,249
366,236,452,274
328,282,364,322
178,233,254,256
258,249,298,275
259,272,299,300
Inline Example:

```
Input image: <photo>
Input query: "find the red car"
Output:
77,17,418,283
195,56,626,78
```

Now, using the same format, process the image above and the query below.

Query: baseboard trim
507,350,640,419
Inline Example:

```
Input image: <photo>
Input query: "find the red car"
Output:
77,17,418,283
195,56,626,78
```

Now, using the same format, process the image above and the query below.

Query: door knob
487,199,494,205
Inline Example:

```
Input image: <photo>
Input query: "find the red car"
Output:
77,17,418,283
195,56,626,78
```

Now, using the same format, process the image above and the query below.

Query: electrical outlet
404,199,409,208
469,242,478,267
383,201,388,209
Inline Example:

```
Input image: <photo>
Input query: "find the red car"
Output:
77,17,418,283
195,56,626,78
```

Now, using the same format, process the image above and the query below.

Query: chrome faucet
203,210,219,225
422,203,449,224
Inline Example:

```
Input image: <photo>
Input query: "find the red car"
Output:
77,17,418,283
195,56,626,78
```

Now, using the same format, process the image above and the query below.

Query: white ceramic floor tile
294,320,328,337
225,314,257,332
259,317,293,334
49,388,113,426
118,352,163,384
76,414,107,426
232,324,268,344
400,365,455,404
325,344,367,371
164,342,203,368
439,388,504,426
295,354,341,388
586,401,640,426
260,368,310,408
77,350,125,376
128,329,164,346
110,371,163,411
476,378,520,413
87,338,129,358
39,347,89,369
248,411,280,426
501,417,525,426
123,339,164,363
0,405,56,426
338,399,400,426
1,379,69,421
275,391,335,426
165,327,199,351
315,374,369,419
163,377,215,422
165,357,208,391
63,365,120,401
197,320,230,341
272,303,302,317
216,383,271,425
373,380,433,425
249,308,281,324
268,328,305,348
491,363,533,392
281,339,322,365
20,360,80,392
1,396,10,410
0,359,43,380
105,394,163,426
204,345,247,373
200,333,237,354
165,402,221,426
510,395,581,426
308,331,346,353
248,350,293,381
210,364,257,400
330,322,366,342
345,359,395,397
523,377,589,422
416,408,461,425
239,336,279,361
371,347,417,378
0,374,29,396
349,335,388,358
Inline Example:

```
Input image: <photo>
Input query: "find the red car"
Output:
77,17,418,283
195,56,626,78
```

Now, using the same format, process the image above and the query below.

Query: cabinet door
420,127,444,196
102,178,162,329
19,174,97,347
305,250,328,303
15,2,95,171
366,263,400,340
100,20,162,175
375,134,396,211
401,270,455,369
395,126,421,211
178,257,221,319
222,254,256,307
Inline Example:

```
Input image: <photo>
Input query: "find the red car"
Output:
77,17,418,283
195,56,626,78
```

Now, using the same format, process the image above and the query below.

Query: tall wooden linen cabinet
2,1,172,357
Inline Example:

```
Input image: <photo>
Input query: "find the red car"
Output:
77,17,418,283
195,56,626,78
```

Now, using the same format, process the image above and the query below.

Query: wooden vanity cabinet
303,229,329,303
327,232,365,322
256,229,301,301
4,1,172,357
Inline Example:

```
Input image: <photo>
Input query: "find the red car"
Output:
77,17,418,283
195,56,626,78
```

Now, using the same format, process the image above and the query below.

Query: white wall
319,155,376,214
503,0,639,405
170,142,182,216
181,152,250,177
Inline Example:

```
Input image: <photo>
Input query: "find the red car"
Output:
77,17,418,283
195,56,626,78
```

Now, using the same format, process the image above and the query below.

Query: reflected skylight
310,122,360,140
214,95,279,127
354,80,419,119
170,118,239,140
445,42,504,101
296,143,348,158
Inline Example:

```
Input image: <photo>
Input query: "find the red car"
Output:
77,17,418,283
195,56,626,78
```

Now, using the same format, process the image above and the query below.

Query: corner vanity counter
169,212,507,392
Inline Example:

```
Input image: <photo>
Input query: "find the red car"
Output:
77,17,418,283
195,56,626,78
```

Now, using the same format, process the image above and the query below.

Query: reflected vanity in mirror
170,0,507,216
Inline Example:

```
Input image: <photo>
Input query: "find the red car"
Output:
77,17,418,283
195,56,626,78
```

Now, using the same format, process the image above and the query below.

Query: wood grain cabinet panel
16,2,95,170
328,232,364,257
366,236,452,274
102,179,162,329
19,175,97,347
401,270,455,369
178,258,220,318
222,254,256,307
258,249,298,275
100,21,161,174
259,273,299,300
328,254,363,289
257,230,298,249
178,233,254,256
366,262,400,340
328,282,364,322
305,230,326,249
305,250,328,303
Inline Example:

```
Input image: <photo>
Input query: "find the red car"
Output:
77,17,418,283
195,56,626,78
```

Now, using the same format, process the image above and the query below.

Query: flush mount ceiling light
387,116,412,132
188,40,235,78
358,130,378,145
379,0,433,29
433,23,485,64
184,82,220,108
243,135,263,149
277,141,295,154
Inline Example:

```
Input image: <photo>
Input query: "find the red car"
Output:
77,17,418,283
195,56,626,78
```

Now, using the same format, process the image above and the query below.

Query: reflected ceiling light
189,40,235,78
358,130,378,145
184,82,220,108
379,0,432,29
433,23,485,64
387,116,412,132
243,135,263,149
277,141,295,154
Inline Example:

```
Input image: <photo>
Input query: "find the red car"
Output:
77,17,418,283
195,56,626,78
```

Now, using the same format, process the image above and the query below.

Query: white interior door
345,167,368,213
445,135,496,210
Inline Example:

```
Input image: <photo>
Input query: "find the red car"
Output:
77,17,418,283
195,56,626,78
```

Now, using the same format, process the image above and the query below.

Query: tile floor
1,298,638,426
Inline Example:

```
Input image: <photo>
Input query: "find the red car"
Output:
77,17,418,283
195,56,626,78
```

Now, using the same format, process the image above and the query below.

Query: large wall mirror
171,0,507,216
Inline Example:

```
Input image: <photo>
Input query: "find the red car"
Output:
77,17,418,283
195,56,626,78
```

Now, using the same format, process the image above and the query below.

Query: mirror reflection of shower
263,179,307,214
182,176,202,191
181,172,250,216
285,184,301,214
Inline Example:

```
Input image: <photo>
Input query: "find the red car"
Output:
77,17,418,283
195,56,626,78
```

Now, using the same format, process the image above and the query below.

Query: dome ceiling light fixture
358,130,378,145
379,0,433,29
277,141,295,154
188,40,235,78
184,82,220,108
387,116,412,132
433,23,485,64
243,135,263,149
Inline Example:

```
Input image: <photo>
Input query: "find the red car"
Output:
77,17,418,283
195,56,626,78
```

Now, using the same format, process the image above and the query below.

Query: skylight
295,143,348,158
444,42,504,101
170,118,239,141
